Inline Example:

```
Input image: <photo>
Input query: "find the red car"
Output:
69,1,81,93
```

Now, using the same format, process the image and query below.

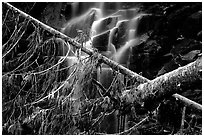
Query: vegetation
2,2,202,135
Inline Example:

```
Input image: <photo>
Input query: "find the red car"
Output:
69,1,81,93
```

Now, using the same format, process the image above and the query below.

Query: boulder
109,27,119,47
113,20,130,49
91,16,118,36
136,14,161,36
92,30,110,51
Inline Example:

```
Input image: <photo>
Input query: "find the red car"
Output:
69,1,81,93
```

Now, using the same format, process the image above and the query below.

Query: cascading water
61,2,145,61
60,3,147,133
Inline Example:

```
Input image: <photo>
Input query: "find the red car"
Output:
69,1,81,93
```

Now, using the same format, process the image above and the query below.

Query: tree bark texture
122,57,202,110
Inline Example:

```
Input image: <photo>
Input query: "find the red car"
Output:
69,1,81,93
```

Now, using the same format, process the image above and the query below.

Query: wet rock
180,50,201,61
61,8,97,38
136,14,161,36
92,30,110,51
109,27,119,47
113,20,130,49
91,16,118,36
181,11,202,39
116,20,130,37
111,8,139,20
176,50,201,66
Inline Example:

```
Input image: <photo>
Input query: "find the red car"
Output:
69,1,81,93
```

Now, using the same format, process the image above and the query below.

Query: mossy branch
122,57,202,111
4,2,148,85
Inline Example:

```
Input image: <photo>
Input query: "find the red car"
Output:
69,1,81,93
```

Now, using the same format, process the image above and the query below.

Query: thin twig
92,79,106,97
2,8,10,25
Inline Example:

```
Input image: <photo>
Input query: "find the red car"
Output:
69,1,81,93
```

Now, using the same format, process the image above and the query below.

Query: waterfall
59,2,148,134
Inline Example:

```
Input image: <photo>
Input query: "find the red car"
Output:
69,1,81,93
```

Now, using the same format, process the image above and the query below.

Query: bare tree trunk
122,57,202,111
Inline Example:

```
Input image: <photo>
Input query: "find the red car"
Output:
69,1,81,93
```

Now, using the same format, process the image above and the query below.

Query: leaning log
122,57,202,111
4,2,202,111
3,2,148,85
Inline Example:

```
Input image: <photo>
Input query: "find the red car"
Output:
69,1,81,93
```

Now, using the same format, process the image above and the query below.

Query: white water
61,3,145,66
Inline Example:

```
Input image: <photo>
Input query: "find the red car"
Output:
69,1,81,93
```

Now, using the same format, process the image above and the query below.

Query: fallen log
122,57,202,111
3,2,148,85
4,2,202,111
172,93,202,111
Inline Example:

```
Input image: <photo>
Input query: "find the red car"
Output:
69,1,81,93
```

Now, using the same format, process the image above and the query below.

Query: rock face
61,8,98,38
136,14,161,36
91,16,119,36
113,20,130,49
92,30,110,51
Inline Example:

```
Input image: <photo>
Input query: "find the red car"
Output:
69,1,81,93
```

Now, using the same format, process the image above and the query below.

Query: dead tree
4,2,202,112
122,57,202,111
